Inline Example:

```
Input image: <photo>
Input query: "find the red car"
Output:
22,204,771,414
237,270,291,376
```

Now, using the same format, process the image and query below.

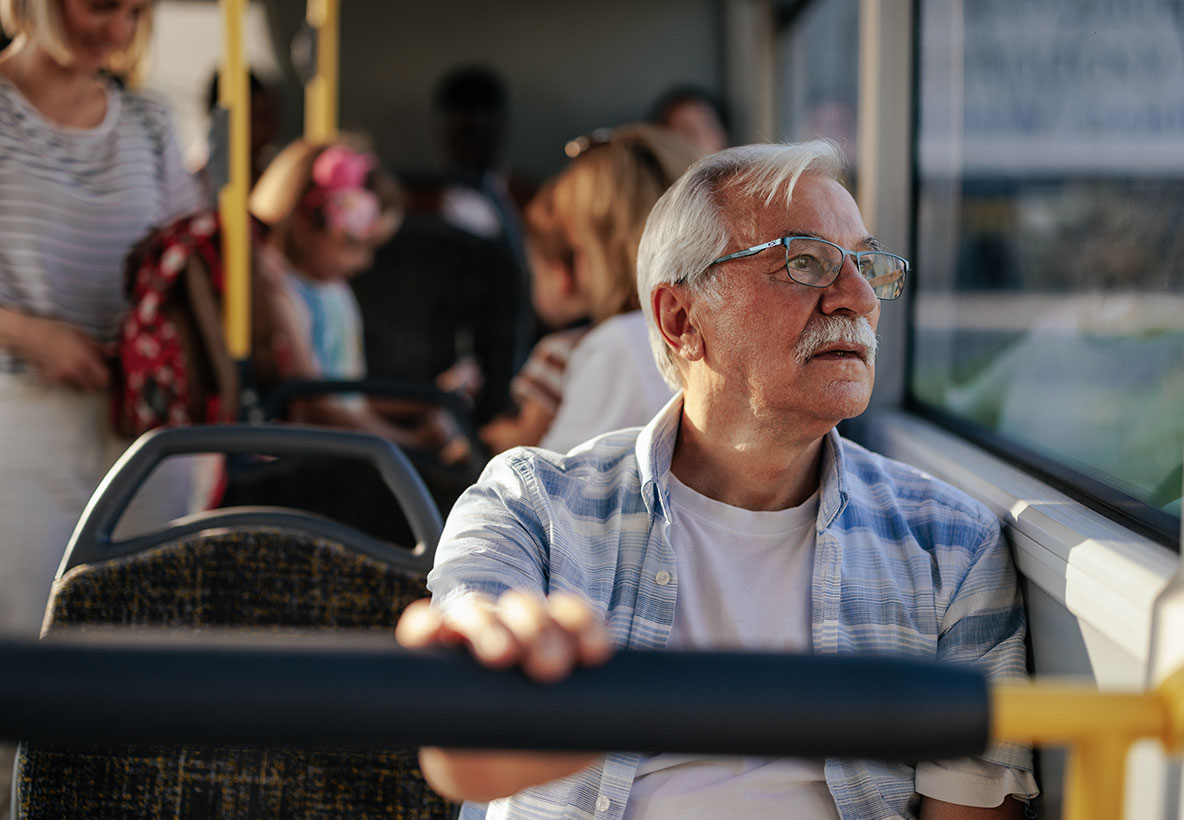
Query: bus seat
235,377,487,525
350,205,531,426
13,425,456,820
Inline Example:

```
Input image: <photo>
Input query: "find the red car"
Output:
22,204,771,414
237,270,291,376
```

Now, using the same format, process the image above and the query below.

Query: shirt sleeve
935,516,1038,779
426,450,552,614
141,95,207,220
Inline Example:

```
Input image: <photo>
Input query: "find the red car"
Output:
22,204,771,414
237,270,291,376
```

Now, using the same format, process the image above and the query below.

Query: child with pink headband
250,139,455,453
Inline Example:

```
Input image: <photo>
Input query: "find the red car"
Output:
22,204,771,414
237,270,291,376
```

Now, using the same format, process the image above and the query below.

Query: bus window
911,0,1184,542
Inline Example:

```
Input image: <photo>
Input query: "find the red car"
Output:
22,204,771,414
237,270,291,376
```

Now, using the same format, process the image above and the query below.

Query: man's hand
395,591,613,802
396,591,612,682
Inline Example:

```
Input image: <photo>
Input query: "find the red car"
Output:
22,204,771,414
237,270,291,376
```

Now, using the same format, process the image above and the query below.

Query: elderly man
397,141,1038,820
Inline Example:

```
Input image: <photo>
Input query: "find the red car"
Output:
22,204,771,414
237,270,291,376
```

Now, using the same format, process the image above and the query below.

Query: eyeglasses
709,236,909,300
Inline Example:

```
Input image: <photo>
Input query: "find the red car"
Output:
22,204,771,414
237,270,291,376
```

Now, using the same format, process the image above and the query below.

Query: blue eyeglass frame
709,235,910,300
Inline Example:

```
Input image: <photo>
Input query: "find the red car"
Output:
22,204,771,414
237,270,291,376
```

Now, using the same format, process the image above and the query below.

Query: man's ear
651,284,703,363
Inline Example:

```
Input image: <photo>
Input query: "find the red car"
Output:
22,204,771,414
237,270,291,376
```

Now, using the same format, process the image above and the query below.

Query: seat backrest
16,425,455,819
16,526,456,819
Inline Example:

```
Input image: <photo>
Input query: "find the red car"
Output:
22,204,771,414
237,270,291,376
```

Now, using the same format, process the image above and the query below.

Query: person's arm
0,306,109,390
919,796,1025,820
916,515,1037,811
394,455,614,802
479,396,556,453
153,99,207,217
396,591,612,802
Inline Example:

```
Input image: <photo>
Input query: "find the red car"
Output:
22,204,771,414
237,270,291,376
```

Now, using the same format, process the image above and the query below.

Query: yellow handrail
991,667,1184,820
217,0,250,361
304,0,340,141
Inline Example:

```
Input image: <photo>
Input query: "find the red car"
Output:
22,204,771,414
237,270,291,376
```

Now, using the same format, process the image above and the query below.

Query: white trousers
0,372,197,636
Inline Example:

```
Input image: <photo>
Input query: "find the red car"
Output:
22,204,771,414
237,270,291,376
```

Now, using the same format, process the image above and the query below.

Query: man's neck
669,394,829,512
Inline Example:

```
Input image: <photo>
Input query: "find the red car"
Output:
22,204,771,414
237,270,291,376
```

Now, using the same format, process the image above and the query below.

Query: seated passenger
397,141,1038,820
649,84,731,156
249,139,455,456
477,180,590,453
522,124,697,453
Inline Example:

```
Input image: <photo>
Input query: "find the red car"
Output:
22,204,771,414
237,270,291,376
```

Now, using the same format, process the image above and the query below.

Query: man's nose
820,254,879,316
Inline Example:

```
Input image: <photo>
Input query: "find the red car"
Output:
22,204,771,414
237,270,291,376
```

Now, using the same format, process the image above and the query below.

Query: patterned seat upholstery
15,527,457,820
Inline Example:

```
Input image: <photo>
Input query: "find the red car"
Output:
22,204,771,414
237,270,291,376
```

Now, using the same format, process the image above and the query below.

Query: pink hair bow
308,146,382,241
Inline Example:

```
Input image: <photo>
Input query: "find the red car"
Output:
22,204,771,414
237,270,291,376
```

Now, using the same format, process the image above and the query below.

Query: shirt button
655,570,671,586
596,796,611,812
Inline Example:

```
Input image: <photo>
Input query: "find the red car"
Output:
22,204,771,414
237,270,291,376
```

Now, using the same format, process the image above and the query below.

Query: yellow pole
1062,734,1133,820
218,0,250,361
992,680,1177,820
304,0,340,141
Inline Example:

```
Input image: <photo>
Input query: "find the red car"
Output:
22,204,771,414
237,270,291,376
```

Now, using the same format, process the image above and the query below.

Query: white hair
636,140,847,387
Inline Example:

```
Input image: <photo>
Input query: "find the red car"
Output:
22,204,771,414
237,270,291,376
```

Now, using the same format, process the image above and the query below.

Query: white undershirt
624,473,839,820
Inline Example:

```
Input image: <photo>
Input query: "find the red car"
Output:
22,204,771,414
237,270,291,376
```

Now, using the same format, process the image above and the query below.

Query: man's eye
787,253,825,271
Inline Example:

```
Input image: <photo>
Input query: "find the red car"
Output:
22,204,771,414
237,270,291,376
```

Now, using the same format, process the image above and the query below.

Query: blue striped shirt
429,396,1032,820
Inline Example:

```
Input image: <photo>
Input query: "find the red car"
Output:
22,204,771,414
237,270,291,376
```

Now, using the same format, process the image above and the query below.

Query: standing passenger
0,0,204,636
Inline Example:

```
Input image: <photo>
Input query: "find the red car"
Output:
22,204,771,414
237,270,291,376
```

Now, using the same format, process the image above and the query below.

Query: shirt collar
635,392,851,530
817,427,850,532
636,392,684,523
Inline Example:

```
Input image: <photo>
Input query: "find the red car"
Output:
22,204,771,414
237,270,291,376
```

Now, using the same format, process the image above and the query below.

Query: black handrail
0,636,988,760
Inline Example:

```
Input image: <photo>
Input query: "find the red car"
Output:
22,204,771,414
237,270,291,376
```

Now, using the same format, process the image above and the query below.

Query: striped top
429,395,1033,820
0,74,204,371
510,326,590,416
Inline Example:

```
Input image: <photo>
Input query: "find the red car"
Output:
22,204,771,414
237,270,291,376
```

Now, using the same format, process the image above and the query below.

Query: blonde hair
533,124,697,325
250,137,402,263
0,0,154,87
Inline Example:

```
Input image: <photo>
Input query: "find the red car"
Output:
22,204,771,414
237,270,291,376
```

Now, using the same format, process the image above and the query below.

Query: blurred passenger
0,0,205,636
478,181,590,453
434,63,536,222
357,64,534,419
194,68,279,192
650,84,730,156
533,124,697,453
250,138,458,455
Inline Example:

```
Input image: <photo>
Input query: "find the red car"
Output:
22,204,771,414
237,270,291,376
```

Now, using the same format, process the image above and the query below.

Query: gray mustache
793,316,879,365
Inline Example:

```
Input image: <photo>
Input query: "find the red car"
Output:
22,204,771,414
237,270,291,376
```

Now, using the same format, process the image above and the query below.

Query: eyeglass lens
783,237,906,299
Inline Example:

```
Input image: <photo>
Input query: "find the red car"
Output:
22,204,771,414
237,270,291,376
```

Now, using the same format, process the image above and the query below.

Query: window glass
776,0,860,168
912,0,1184,532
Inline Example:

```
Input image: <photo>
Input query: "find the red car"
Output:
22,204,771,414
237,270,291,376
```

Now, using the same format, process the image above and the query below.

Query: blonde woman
534,125,698,453
0,0,204,636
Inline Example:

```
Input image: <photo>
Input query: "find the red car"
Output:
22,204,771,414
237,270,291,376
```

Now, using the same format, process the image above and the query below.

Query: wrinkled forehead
715,172,865,246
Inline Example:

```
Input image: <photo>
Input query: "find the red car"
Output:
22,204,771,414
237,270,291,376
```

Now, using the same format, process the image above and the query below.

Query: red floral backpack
111,211,240,438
